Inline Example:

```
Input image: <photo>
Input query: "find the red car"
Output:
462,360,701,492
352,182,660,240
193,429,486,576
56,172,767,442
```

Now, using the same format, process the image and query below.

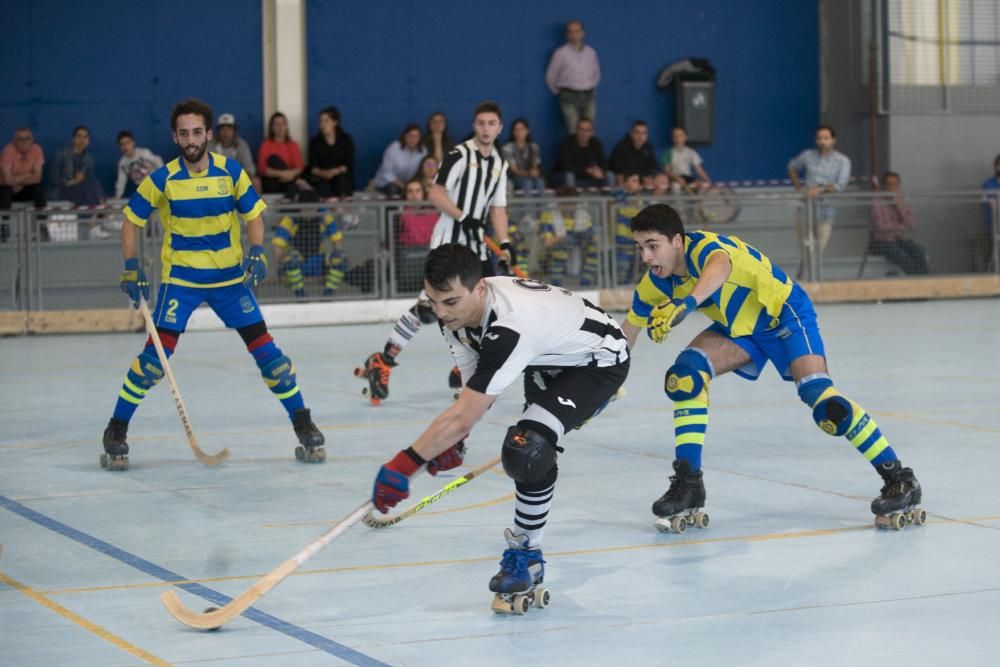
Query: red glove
427,439,466,476
373,449,423,513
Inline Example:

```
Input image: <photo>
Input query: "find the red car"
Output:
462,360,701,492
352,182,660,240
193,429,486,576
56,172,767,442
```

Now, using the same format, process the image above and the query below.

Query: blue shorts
151,282,263,332
707,284,825,382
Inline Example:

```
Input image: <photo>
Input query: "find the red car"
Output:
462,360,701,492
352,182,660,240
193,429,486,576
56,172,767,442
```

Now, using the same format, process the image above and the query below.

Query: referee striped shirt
429,139,509,260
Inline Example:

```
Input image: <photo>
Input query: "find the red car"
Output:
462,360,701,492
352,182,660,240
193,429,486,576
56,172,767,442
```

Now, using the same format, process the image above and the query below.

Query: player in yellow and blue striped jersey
619,203,922,528
101,98,327,469
270,190,346,298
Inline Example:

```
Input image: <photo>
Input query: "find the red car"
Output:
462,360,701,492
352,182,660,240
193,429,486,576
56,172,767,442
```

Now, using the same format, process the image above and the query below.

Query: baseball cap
217,113,236,127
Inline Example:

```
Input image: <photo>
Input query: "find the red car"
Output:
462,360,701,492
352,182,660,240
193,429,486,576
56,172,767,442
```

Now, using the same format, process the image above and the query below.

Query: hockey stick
484,237,527,278
138,296,229,465
362,456,502,529
160,499,373,630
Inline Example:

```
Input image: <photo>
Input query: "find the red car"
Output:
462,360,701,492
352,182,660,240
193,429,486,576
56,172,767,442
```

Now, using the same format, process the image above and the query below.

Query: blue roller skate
488,528,550,615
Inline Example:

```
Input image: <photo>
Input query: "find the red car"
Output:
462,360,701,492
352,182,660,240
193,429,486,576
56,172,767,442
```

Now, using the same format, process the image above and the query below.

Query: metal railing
1,188,996,314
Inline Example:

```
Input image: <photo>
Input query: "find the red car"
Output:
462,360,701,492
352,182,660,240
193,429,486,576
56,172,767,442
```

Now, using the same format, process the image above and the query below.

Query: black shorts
520,360,629,440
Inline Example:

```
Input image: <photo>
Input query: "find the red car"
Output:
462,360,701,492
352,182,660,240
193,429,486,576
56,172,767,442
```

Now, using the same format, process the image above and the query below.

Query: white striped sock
513,482,554,548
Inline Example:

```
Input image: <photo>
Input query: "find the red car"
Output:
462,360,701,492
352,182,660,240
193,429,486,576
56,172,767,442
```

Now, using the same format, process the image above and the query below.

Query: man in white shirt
545,20,602,135
114,131,163,200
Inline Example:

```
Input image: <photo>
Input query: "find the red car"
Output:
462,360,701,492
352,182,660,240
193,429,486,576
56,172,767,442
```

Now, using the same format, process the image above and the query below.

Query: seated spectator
609,120,659,189
258,112,310,198
418,155,439,192
114,131,163,200
373,123,426,197
422,112,455,164
660,126,711,193
502,118,545,193
271,190,346,298
0,127,46,211
613,172,644,284
553,117,613,189
210,113,260,192
50,126,104,207
395,178,438,291
537,188,600,287
308,106,355,198
868,172,928,275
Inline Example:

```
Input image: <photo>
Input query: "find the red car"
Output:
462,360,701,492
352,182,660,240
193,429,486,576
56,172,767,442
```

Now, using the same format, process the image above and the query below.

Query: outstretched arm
409,387,495,461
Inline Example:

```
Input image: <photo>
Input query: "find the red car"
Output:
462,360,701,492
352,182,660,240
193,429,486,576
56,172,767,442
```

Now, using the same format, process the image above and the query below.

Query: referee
357,100,513,402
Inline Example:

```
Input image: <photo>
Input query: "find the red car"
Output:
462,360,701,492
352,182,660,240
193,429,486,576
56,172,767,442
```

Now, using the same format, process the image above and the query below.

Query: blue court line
0,494,390,667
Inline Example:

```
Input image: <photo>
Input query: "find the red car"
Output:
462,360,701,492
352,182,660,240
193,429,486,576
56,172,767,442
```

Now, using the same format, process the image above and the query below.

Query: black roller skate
489,528,550,615
872,461,924,530
100,418,130,471
353,351,397,406
292,408,326,463
652,459,709,533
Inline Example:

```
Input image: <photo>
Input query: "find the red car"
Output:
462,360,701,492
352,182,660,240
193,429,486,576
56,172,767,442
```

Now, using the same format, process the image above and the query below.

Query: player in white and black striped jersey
357,101,514,402
371,244,630,601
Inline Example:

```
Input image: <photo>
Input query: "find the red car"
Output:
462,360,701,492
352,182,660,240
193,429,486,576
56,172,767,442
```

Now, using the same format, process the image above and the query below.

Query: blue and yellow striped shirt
123,152,267,288
627,230,793,337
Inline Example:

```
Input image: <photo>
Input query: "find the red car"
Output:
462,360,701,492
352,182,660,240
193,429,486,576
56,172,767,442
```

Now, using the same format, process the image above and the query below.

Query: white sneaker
88,226,111,240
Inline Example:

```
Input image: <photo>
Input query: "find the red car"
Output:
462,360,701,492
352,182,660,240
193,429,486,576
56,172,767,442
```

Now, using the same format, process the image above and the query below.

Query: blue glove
647,295,698,344
119,258,149,309
242,245,268,288
372,449,421,513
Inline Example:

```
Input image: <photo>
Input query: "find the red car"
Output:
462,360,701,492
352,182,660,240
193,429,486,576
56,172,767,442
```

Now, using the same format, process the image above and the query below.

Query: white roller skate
653,459,709,533
872,461,924,530
488,528,550,615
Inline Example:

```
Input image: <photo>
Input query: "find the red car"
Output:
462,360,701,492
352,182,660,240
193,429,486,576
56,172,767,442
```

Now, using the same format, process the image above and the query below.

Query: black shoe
103,418,129,456
652,459,706,517
292,408,325,448
872,461,921,515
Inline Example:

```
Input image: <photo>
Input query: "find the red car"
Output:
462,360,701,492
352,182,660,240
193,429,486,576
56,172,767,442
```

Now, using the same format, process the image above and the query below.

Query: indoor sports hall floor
2,298,999,667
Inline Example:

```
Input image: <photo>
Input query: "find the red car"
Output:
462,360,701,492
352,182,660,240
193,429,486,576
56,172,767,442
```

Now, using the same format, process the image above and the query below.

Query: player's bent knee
798,376,853,437
261,354,297,393
665,349,712,402
128,350,164,390
501,424,558,485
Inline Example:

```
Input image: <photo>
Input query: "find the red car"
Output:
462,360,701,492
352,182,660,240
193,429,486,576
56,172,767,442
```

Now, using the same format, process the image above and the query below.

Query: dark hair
474,100,502,122
630,203,685,239
631,120,648,129
622,171,642,181
424,243,484,292
171,98,213,132
398,122,422,146
317,106,343,140
426,111,448,133
816,124,837,139
882,171,901,183
72,125,90,136
116,130,134,143
267,112,290,141
508,118,533,144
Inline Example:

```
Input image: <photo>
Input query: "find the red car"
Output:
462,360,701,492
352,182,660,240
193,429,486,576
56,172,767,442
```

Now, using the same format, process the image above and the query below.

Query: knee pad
501,424,558,485
261,354,297,393
798,375,853,436
127,350,164,391
414,299,437,325
665,348,713,403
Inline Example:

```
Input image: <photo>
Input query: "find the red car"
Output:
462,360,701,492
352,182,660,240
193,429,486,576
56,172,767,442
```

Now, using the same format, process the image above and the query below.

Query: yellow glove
647,296,698,344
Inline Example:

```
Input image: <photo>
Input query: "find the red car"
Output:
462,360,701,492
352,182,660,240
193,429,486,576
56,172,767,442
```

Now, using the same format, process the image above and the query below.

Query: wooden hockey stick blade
362,456,502,528
160,499,373,630
139,297,229,465
484,237,527,278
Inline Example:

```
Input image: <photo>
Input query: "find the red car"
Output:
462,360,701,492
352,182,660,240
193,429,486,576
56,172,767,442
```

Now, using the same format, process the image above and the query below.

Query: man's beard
183,141,208,164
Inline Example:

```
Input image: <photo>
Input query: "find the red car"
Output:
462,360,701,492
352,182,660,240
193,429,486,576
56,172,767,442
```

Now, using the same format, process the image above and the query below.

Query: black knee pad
501,423,558,485
414,299,437,324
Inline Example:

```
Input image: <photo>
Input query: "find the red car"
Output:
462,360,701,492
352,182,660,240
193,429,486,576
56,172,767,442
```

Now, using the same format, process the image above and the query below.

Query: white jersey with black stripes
429,139,509,260
443,277,630,396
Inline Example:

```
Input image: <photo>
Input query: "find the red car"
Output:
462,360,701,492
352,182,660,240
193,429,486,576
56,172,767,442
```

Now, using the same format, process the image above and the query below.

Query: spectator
787,125,851,277
0,127,46,210
609,120,659,189
271,190,346,298
422,112,455,164
613,172,644,284
419,155,439,192
545,19,601,134
553,118,613,189
307,106,356,198
258,111,310,198
50,126,104,207
395,177,438,291
373,123,426,197
660,127,711,193
502,118,545,193
114,131,163,200
210,113,260,192
868,171,928,275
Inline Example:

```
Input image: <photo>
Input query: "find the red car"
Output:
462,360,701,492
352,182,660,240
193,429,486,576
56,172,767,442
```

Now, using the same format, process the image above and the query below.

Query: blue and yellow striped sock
111,333,176,422
798,374,897,467
248,333,305,418
674,399,708,471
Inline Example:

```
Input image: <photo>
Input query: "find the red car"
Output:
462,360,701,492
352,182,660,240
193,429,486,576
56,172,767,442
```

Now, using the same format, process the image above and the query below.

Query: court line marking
0,494,390,667
0,568,173,667
38,513,1000,596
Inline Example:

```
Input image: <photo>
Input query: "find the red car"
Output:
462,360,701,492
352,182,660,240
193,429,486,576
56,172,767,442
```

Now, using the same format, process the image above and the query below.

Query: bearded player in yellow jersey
619,204,923,532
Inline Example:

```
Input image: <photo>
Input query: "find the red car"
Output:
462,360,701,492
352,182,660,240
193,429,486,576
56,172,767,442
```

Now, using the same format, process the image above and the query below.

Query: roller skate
353,350,397,406
489,528,550,615
652,459,709,533
100,418,130,471
448,366,462,400
292,408,326,463
872,461,924,530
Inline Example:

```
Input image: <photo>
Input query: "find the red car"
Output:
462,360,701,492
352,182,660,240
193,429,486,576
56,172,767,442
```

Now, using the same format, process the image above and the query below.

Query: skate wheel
314,448,326,463
295,446,305,461
890,513,905,530
533,587,550,609
361,387,369,396
369,397,381,406
694,512,710,529
670,516,687,534
512,594,530,615
912,508,927,526
99,453,108,469
654,517,672,533
491,594,513,614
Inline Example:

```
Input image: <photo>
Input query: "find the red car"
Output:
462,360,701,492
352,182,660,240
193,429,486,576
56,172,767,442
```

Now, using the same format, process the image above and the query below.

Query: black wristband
403,446,426,466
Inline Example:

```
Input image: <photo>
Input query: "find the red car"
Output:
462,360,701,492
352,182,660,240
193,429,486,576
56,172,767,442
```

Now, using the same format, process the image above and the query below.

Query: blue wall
307,0,819,185
0,0,262,197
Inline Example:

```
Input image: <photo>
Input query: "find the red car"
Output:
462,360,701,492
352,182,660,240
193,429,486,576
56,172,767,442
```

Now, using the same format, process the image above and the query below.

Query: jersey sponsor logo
195,185,209,192
217,178,230,196
557,396,577,408
484,332,500,341
513,278,551,291
240,296,255,314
